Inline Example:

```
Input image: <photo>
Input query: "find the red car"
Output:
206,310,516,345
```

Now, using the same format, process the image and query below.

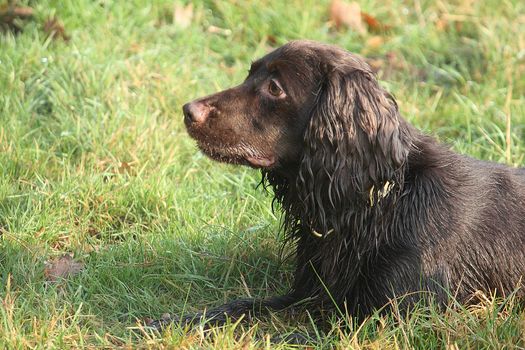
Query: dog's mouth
195,140,276,169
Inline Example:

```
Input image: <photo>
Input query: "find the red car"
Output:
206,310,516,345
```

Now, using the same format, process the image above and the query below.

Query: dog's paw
141,313,175,333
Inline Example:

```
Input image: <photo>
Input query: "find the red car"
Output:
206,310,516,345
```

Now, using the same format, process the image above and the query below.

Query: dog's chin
245,156,275,168
196,142,276,169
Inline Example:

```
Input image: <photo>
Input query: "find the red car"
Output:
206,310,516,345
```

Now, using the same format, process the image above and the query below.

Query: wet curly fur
151,40,525,329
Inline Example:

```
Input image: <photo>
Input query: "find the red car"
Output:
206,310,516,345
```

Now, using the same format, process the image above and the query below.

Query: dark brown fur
152,40,525,329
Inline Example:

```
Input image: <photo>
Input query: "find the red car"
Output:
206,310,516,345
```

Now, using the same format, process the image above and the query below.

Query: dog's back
399,139,525,307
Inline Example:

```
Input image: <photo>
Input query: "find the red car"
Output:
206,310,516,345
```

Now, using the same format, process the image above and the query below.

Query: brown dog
152,40,525,329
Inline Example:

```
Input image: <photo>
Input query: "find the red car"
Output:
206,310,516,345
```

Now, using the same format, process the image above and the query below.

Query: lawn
1,0,525,348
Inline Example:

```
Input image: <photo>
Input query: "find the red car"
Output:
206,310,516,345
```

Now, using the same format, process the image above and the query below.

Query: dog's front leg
146,294,298,331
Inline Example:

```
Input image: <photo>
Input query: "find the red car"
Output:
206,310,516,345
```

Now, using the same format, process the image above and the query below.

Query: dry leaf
365,35,384,51
118,161,131,173
207,25,231,36
436,17,448,32
266,34,277,46
43,17,70,41
0,4,32,18
0,3,33,33
44,254,84,283
329,0,366,34
434,15,464,33
361,11,391,32
173,2,193,29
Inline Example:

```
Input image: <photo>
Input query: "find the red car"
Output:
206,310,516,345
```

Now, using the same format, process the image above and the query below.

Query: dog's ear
297,65,413,229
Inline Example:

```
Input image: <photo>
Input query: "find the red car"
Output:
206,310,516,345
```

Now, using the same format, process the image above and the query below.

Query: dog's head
183,40,413,200
183,40,327,169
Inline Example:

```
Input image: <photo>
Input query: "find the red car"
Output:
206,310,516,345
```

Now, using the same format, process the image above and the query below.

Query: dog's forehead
279,40,343,60
267,41,321,63
257,40,370,74
249,43,322,78
250,41,336,70
248,49,311,80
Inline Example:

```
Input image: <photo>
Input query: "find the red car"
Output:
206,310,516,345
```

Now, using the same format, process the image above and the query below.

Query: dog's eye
268,79,284,97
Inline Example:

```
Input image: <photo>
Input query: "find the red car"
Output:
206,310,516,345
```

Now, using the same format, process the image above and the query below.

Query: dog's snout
183,101,210,125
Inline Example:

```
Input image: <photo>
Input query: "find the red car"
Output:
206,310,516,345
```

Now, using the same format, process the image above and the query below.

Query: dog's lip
194,139,276,168
246,155,276,168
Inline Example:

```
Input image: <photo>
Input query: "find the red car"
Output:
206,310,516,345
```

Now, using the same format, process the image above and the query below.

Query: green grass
1,0,525,348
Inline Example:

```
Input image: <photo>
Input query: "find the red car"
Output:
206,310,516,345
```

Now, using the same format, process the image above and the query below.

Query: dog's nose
183,101,209,125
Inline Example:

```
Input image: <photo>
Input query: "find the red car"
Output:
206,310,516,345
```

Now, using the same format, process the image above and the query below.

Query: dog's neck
262,131,456,242
262,165,403,241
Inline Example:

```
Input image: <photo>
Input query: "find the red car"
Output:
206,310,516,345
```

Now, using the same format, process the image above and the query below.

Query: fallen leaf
0,4,32,18
43,17,70,42
266,34,277,46
44,254,84,283
127,42,143,55
207,25,231,36
118,161,131,173
365,52,412,80
434,14,465,33
173,2,193,29
329,0,366,34
0,3,33,33
365,35,384,51
435,17,448,32
361,11,391,32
